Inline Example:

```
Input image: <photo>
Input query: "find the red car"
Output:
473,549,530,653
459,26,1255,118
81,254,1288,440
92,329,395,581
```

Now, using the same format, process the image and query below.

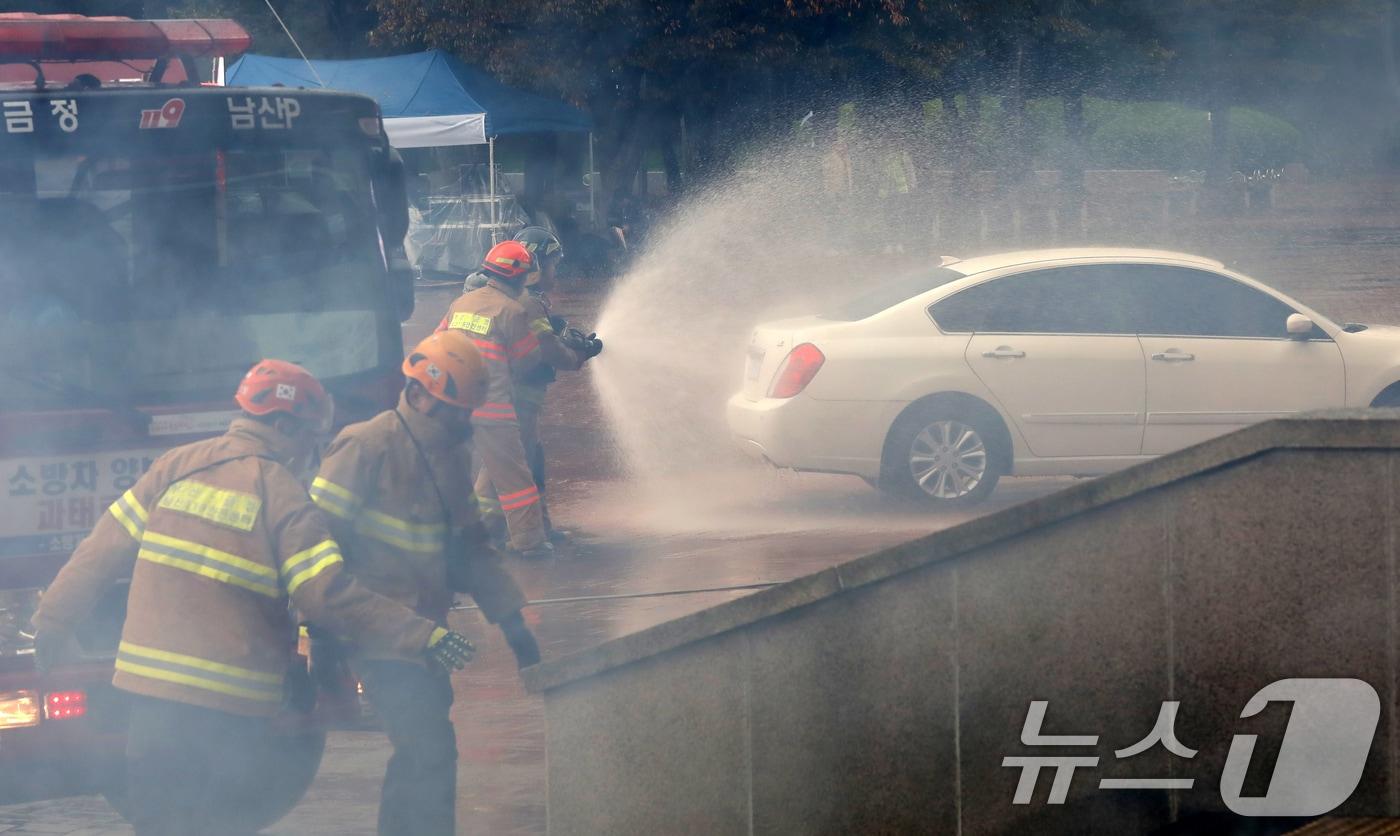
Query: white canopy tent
227,51,595,272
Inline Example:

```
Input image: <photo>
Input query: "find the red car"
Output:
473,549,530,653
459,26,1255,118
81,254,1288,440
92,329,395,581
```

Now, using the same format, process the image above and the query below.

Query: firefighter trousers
356,661,458,836
517,399,555,533
472,419,546,551
124,693,272,836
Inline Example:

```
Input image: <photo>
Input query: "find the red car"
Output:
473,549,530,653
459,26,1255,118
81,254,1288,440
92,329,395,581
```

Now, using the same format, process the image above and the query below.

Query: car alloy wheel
909,420,988,499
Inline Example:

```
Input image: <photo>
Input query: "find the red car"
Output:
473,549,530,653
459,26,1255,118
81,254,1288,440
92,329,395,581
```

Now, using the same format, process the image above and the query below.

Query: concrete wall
525,413,1400,835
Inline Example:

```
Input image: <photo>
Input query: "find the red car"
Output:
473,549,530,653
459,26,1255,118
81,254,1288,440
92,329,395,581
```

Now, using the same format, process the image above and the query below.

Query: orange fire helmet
402,331,488,410
235,359,335,434
480,240,534,281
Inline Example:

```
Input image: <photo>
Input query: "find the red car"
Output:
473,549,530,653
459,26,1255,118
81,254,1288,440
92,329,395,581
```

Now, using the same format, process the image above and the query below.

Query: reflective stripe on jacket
34,419,438,717
311,396,526,663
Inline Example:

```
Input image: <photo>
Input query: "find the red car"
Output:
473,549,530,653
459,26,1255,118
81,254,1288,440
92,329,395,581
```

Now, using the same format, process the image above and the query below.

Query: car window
928,266,1136,334
822,267,964,321
1119,265,1300,338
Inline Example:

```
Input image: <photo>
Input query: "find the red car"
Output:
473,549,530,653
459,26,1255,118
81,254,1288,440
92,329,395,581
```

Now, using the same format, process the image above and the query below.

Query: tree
370,0,954,213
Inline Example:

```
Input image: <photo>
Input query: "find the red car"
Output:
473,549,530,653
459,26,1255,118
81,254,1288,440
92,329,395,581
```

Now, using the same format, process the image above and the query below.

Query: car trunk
741,316,836,401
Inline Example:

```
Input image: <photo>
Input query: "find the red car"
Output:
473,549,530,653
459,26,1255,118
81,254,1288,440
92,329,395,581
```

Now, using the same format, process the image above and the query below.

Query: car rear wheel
883,405,1004,507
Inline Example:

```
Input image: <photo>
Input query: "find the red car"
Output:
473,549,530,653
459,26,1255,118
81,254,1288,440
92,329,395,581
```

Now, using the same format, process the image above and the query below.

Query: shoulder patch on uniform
158,480,262,532
449,312,494,335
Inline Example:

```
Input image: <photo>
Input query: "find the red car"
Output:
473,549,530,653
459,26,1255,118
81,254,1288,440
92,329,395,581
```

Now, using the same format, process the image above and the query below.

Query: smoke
589,133,941,527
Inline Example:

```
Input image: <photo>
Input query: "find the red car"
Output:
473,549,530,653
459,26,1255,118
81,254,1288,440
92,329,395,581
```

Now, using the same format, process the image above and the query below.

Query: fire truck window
0,138,389,407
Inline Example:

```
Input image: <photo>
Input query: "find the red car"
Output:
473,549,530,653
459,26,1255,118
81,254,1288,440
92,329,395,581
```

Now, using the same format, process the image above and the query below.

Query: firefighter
438,240,552,557
30,359,474,836
309,331,539,836
512,226,603,543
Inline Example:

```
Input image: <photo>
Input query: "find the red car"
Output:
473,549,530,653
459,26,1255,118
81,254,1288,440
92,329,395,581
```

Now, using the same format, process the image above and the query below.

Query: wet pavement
10,175,1400,833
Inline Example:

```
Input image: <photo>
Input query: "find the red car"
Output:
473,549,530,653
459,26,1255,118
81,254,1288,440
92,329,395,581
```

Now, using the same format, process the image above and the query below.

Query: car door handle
982,347,1026,359
1151,350,1195,362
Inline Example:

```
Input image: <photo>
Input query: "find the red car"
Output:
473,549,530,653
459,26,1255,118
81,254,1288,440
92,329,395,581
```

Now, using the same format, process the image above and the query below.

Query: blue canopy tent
225,50,595,269
225,50,592,147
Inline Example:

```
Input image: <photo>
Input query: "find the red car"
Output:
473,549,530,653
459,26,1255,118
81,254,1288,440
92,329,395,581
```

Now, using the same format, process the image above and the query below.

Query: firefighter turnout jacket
33,419,440,717
439,275,542,425
310,394,527,663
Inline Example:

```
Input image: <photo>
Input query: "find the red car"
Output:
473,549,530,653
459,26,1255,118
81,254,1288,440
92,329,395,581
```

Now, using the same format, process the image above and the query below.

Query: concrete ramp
524,411,1400,834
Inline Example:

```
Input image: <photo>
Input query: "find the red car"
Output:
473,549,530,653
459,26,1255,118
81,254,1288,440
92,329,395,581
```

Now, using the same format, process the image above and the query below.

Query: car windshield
821,267,965,321
0,137,390,411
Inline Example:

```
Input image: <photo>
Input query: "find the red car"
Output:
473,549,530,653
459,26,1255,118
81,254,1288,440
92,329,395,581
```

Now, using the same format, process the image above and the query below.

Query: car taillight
768,343,825,399
44,690,86,720
0,690,41,729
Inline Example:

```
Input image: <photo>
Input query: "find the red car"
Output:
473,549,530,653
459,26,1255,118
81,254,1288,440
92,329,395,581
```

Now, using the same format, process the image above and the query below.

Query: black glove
499,611,541,670
548,314,568,335
561,328,604,359
560,327,588,352
308,630,351,697
32,630,72,674
284,657,317,715
425,629,476,673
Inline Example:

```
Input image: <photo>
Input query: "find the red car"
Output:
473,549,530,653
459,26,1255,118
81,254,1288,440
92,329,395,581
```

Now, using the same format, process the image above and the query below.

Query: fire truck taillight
43,690,86,720
0,690,41,729
0,15,252,60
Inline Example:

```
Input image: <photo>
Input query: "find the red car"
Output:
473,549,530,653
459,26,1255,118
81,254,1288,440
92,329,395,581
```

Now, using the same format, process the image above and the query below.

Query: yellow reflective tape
118,640,282,684
285,554,343,596
310,477,357,504
362,508,444,535
309,480,357,521
449,312,493,335
141,531,277,580
158,480,261,532
108,499,143,541
353,520,441,554
311,491,354,520
530,317,553,336
281,539,339,581
115,659,282,703
122,490,149,522
138,550,280,598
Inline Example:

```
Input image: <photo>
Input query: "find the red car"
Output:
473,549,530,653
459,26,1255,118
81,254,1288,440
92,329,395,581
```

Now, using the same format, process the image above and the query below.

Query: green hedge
913,96,1300,171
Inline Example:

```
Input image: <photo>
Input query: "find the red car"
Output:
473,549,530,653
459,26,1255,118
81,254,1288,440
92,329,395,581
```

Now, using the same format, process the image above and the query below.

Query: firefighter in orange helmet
437,240,553,557
32,359,474,836
310,332,538,836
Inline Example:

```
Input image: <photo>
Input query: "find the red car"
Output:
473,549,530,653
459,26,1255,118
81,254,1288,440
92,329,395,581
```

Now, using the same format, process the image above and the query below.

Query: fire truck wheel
100,727,327,829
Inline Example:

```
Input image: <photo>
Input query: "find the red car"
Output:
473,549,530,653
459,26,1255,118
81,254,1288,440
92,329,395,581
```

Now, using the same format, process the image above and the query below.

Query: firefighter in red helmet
437,241,553,557
511,226,601,543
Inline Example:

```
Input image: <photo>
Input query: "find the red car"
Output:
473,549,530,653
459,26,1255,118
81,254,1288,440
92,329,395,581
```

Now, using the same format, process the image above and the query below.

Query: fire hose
449,581,781,611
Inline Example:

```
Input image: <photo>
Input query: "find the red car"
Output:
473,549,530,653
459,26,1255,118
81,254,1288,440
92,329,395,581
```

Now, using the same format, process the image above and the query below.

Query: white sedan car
727,248,1400,506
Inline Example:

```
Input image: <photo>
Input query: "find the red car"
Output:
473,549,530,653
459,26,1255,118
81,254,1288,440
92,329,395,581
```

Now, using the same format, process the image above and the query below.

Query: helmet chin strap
419,397,474,440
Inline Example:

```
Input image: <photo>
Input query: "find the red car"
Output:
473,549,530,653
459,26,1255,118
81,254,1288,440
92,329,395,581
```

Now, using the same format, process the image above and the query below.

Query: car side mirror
1286,313,1314,339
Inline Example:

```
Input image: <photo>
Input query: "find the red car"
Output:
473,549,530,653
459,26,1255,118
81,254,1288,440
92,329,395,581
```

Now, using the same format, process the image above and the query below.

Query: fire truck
0,13,414,825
